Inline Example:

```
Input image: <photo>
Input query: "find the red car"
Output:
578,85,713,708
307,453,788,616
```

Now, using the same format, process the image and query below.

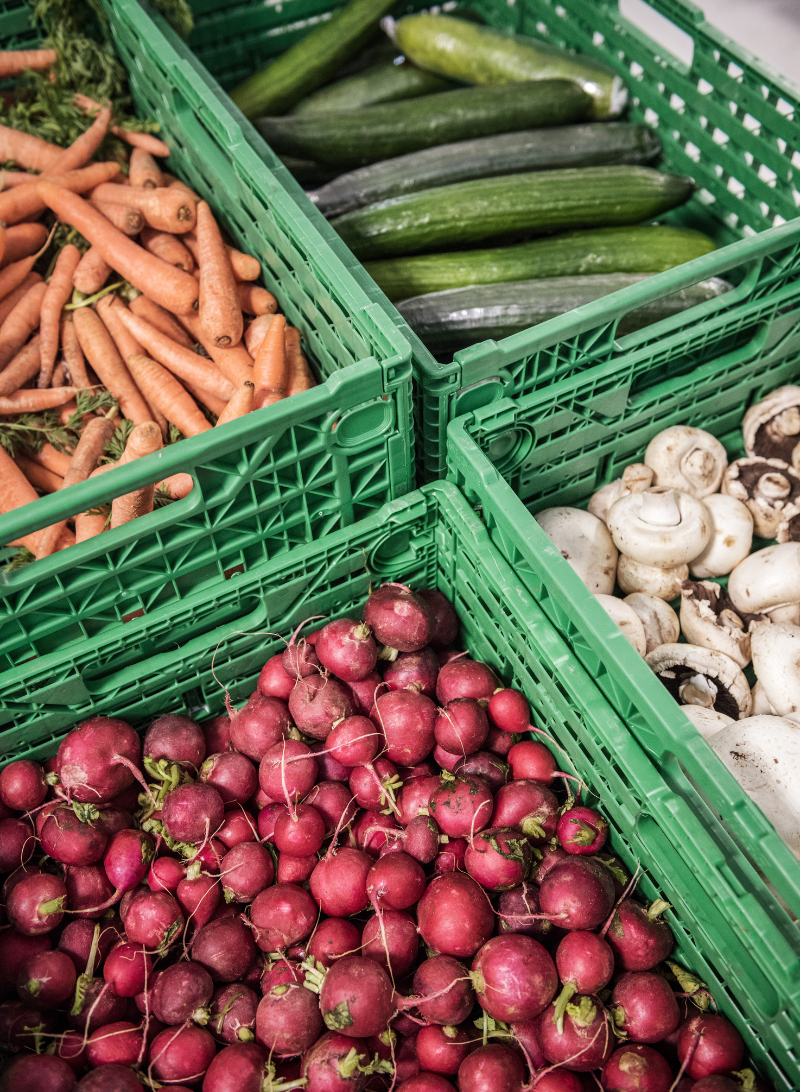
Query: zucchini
229,0,397,121
309,122,660,217
292,58,456,115
396,274,732,354
332,166,696,260
257,80,590,169
389,13,627,120
364,226,717,302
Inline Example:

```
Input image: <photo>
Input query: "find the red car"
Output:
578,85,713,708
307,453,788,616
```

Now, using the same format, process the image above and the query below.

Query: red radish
311,846,372,916
363,583,435,653
152,961,214,1024
690,1080,743,1092
75,1063,145,1090
94,807,133,838
304,781,357,836
465,827,533,891
257,802,286,842
602,1043,673,1092
0,816,35,871
53,1028,88,1073
203,1042,270,1092
58,919,117,973
350,758,401,811
487,689,529,733
68,976,127,1034
56,717,141,804
454,751,508,794
398,814,440,864
539,857,615,931
397,1076,454,1092
417,872,493,958
204,714,233,754
221,842,275,902
531,844,569,884
209,983,258,1043
484,726,517,757
103,829,155,902
328,716,382,767
429,774,493,839
103,942,152,997
192,917,256,982
413,955,475,1025
416,1023,473,1074
362,909,419,977
307,918,359,969
64,864,114,918
557,806,609,855
301,1031,372,1092
418,589,458,648
162,782,224,844
216,807,258,848
230,692,292,761
249,882,317,951
398,775,439,826
606,899,674,970
0,999,57,1051
348,672,386,716
538,993,613,1071
319,955,394,1037
610,971,680,1043
256,963,324,1054
491,780,558,843
191,837,226,873
457,1044,525,1092
434,837,467,874
277,852,317,884
472,934,557,1021
507,740,557,784
316,618,378,682
436,660,495,704
86,1020,143,1067
283,630,321,679
384,648,440,697
373,690,437,766
365,851,426,909
434,698,489,755
125,889,183,951
40,805,107,866
497,882,552,940
353,810,399,857
311,739,362,782
148,1023,216,1084
0,930,51,991
290,674,356,739
0,760,46,811
677,1013,744,1078
258,739,318,802
177,872,220,929
508,1020,547,1070
143,713,205,772
257,654,295,701
433,745,461,772
200,751,258,805
7,872,67,935
148,855,186,892
552,931,615,1029
0,1054,77,1092
17,949,76,1008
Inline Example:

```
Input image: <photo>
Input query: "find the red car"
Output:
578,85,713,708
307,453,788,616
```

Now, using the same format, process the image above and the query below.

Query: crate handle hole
486,427,534,476
369,530,419,575
618,0,695,69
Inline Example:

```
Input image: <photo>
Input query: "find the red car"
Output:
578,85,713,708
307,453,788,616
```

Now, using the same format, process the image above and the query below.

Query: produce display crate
1,480,795,1088
0,0,416,688
153,0,800,479
445,335,800,1078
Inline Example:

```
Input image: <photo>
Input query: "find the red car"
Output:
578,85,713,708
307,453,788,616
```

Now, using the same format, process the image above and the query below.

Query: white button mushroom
617,556,688,600
681,706,735,740
594,594,646,656
750,622,800,721
727,542,800,622
679,580,761,669
534,507,618,595
722,456,800,539
645,643,752,720
644,425,727,498
689,494,753,579
588,464,654,525
743,385,800,471
622,592,680,654
751,680,777,716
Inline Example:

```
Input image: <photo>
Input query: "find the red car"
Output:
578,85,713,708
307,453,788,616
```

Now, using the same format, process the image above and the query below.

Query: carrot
37,182,199,315
182,231,260,281
61,315,90,389
238,282,278,316
75,462,115,542
72,247,112,295
216,380,254,426
50,105,112,173
0,124,61,173
58,399,78,425
115,308,235,402
95,295,169,439
111,421,163,529
39,244,81,388
252,313,286,408
0,335,41,396
0,261,43,312
90,199,145,236
0,223,48,269
0,445,42,552
0,49,57,78
0,280,47,371
129,294,194,349
0,160,120,227
26,442,71,478
158,472,193,500
140,226,194,274
179,310,254,387
72,306,152,425
126,353,212,438
244,313,274,356
184,381,227,417
0,387,78,413
73,95,170,158
196,201,242,349
0,171,38,188
0,270,41,320
163,174,202,203
17,454,63,495
51,362,67,387
90,182,196,235
285,326,315,396
130,147,162,189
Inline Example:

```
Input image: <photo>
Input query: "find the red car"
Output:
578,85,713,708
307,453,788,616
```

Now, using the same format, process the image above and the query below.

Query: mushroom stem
639,488,681,528
767,407,800,441
756,473,791,501
678,675,718,709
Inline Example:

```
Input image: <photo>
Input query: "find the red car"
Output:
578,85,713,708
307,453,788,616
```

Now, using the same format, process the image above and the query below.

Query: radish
531,844,568,884
491,780,558,844
417,872,494,958
552,931,615,1029
319,955,395,1037
610,971,680,1043
413,955,474,1025
465,827,533,891
216,807,258,849
258,739,319,802
676,1013,744,1078
457,1043,525,1092
229,692,292,761
143,713,206,772
0,1054,77,1092
289,674,356,739
177,872,221,929
328,715,382,767
487,689,529,734
373,690,437,766
557,806,609,856
434,698,489,755
366,851,426,909
275,804,326,858
68,976,127,1033
148,1023,216,1084
58,919,117,973
221,842,275,902
258,802,287,842
316,618,378,682
0,816,35,871
102,829,155,907
162,782,224,844
497,882,552,940
363,583,435,654
310,847,372,916
103,942,152,997
532,1071,582,1092
64,864,113,919
396,1077,454,1092
348,672,386,716
75,1064,146,1090
304,781,357,836
151,961,213,1024
362,909,419,977
94,806,133,838
86,1020,143,1067
538,857,616,931
40,804,107,866
301,1031,374,1092
7,872,67,935
192,916,256,982
472,934,558,1021
395,814,440,864
283,627,321,679
690,1080,743,1092
350,758,401,811
454,751,508,794
508,1019,546,1070
125,889,183,951
0,930,51,991
434,744,464,772
209,983,258,1043
56,717,141,804
307,918,360,968
418,589,458,649
0,760,46,811
398,775,439,826
436,660,496,704
484,726,517,757
415,1023,473,1074
602,1043,674,1092
256,963,324,1054
507,741,557,784
200,751,258,805
148,855,186,892
606,899,674,970
538,993,613,1071
277,852,317,883
384,648,440,697
353,810,399,857
0,999,57,1051
249,882,317,951
202,1042,270,1092
434,838,468,874
204,714,233,753
53,1028,88,1073
17,949,76,1008
192,837,226,873
429,773,493,839
257,653,295,701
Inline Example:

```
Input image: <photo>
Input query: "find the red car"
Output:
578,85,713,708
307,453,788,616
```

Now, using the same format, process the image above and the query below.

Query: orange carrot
27,442,72,478
196,201,242,349
0,280,47,371
238,282,278,316
129,147,162,189
184,381,227,417
0,335,41,396
0,125,61,173
140,226,194,273
61,315,90,389
73,95,170,158
111,421,163,528
129,295,194,349
244,313,274,356
37,182,199,315
182,232,260,281
216,380,254,426
51,362,66,387
72,247,111,295
90,182,196,235
0,445,42,552
0,49,57,79
179,310,254,387
0,387,77,413
58,399,78,425
39,244,81,388
72,306,152,425
0,223,48,269
126,353,212,438
158,472,193,500
50,105,112,173
252,313,287,409
17,455,63,495
0,160,120,227
90,199,145,236
0,171,38,188
0,260,43,310
0,271,41,320
163,174,202,203
285,326,315,396
95,295,168,439
74,462,115,542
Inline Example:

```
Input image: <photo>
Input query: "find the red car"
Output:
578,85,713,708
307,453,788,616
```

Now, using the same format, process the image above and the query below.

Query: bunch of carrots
0,48,315,567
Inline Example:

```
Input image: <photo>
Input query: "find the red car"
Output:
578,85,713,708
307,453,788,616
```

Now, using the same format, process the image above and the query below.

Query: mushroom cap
588,464,654,525
534,507,618,595
743,385,800,470
607,487,711,567
722,456,800,539
679,580,759,670
751,679,777,716
617,556,688,600
623,592,680,654
645,642,752,719
644,425,727,498
689,493,753,579
681,706,734,740
728,542,800,615
595,593,646,656
751,622,800,720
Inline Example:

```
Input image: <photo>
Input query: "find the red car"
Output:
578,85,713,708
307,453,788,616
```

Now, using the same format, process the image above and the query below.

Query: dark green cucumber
390,13,627,120
364,225,716,301
309,122,661,217
397,274,732,354
292,58,457,115
332,166,696,260
278,156,342,187
229,0,397,120
257,80,590,168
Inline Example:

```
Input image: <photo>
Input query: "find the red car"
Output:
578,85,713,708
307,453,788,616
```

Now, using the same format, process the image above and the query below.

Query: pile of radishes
0,583,754,1092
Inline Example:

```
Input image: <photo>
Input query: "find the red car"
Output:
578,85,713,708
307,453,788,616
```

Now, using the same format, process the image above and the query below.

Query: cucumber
332,166,696,260
396,274,732,354
229,0,397,121
389,13,627,120
257,80,590,168
292,58,457,115
309,122,661,217
278,156,342,187
364,226,717,302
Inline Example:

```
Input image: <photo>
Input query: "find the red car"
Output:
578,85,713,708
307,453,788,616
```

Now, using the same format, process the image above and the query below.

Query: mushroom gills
743,385,800,470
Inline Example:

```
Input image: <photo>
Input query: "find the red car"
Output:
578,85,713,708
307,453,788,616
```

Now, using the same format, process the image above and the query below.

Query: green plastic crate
2,481,796,1087
0,0,415,680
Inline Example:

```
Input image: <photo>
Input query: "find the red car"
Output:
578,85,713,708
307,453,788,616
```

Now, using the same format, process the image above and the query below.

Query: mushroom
606,486,711,601
727,542,800,623
679,580,765,669
645,643,752,720
681,706,734,740
622,592,679,654
644,425,727,498
689,494,753,579
743,385,800,470
595,594,646,656
534,507,618,595
722,456,800,539
750,622,800,721
751,680,777,716
588,464,653,525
